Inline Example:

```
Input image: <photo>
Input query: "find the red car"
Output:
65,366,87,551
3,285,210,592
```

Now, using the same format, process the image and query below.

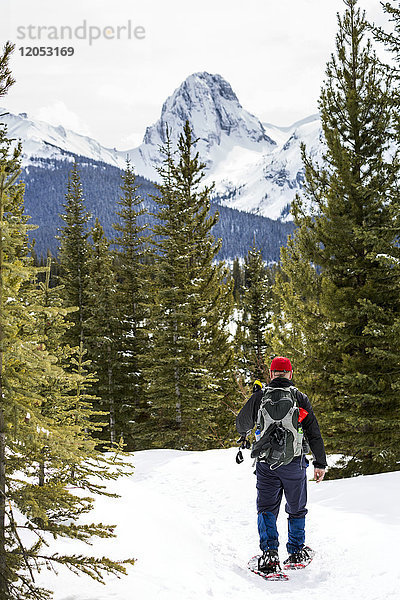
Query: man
236,356,327,574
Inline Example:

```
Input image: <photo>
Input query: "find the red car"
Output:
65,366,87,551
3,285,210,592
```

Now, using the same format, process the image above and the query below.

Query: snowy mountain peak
0,108,124,168
142,71,275,150
0,71,324,221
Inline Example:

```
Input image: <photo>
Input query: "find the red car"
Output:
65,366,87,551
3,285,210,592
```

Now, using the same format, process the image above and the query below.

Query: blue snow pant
256,457,308,554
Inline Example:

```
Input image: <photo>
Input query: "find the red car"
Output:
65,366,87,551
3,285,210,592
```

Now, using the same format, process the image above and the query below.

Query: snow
36,448,400,600
208,115,323,220
123,76,324,221
120,72,277,184
1,73,324,221
0,108,125,168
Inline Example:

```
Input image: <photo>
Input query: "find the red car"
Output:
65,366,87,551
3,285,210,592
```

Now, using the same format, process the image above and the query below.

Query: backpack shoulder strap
287,385,298,402
260,385,273,399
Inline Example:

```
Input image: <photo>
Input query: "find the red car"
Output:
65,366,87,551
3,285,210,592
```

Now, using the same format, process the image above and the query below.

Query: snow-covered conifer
271,0,400,476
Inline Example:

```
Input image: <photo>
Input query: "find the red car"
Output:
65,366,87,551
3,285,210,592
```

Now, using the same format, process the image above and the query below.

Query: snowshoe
283,545,315,570
248,550,289,581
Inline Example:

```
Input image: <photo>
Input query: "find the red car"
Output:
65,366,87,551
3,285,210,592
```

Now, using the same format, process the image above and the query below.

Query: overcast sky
0,0,391,149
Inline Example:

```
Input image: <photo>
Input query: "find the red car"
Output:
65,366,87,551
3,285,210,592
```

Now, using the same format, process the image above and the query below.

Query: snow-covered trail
39,449,400,600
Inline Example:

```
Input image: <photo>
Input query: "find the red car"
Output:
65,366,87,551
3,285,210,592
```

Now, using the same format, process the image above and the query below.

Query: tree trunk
0,407,8,597
108,344,116,445
38,460,45,487
173,321,182,427
0,177,9,596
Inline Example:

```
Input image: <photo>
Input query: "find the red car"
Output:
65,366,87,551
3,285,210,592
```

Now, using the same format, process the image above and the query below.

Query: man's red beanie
270,356,292,372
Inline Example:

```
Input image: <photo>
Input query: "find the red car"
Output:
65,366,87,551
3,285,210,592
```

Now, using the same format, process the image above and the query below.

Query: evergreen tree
86,219,122,446
232,257,244,304
268,231,325,391
32,257,75,488
146,122,238,450
271,0,400,476
235,242,272,382
112,160,149,450
0,49,133,599
58,163,91,346
0,95,36,600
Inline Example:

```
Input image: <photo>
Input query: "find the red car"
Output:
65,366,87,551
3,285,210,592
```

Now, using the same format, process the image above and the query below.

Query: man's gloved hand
236,435,250,449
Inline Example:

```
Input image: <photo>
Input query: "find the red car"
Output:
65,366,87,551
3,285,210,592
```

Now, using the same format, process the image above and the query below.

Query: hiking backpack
250,385,304,469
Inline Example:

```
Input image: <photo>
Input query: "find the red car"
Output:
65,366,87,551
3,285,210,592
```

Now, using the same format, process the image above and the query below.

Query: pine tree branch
0,42,15,98
6,502,36,583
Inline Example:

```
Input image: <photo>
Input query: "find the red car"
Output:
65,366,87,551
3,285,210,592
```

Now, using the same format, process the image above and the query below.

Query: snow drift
36,448,399,600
